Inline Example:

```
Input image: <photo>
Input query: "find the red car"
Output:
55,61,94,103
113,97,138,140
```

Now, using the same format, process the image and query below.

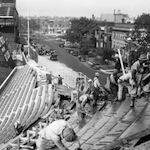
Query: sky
16,0,150,18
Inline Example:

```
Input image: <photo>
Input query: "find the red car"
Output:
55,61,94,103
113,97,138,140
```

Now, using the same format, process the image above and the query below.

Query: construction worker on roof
36,119,81,150
93,72,102,104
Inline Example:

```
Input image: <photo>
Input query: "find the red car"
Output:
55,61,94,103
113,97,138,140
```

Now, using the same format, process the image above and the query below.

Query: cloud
16,0,150,18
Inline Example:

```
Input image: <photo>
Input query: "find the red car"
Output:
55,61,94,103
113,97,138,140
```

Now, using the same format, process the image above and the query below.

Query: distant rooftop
100,13,115,22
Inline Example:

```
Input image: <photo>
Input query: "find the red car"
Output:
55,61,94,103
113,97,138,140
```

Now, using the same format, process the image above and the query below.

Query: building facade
40,17,71,36
111,23,135,50
95,22,114,50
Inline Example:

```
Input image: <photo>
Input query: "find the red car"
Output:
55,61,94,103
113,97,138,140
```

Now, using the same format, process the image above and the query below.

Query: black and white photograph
0,0,150,149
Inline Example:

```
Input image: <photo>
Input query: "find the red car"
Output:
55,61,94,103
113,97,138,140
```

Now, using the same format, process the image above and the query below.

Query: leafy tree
66,17,98,44
66,17,98,55
135,13,150,31
97,48,115,61
80,35,95,55
134,13,150,46
19,17,40,33
65,30,76,43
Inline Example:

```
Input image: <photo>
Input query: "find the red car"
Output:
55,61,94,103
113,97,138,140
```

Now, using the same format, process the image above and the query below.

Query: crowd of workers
12,52,150,150
109,53,150,107
76,52,150,122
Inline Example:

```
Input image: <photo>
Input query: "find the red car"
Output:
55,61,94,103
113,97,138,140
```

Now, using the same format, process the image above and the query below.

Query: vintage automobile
59,43,64,48
39,49,45,55
78,55,86,62
90,59,101,70
45,49,51,55
50,51,58,61
65,48,73,53
72,50,79,56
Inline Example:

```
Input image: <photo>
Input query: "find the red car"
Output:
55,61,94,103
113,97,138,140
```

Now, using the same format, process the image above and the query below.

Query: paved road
38,34,108,85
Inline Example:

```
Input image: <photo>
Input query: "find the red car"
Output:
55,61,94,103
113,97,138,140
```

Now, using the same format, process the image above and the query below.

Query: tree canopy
135,13,150,30
66,17,98,54
133,13,150,47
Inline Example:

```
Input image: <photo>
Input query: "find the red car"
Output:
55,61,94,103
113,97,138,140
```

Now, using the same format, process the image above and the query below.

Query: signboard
0,34,15,68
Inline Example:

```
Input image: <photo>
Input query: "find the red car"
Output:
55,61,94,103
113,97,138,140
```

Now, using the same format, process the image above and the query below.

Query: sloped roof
0,64,52,146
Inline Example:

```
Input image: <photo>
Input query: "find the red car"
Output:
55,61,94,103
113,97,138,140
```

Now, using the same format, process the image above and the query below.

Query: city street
38,34,109,85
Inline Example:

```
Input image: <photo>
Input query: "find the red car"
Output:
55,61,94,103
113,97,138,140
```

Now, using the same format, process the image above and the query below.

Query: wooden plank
0,93,13,119
13,87,22,111
19,105,28,122
0,117,8,130
38,86,43,96
6,90,18,116
22,101,35,124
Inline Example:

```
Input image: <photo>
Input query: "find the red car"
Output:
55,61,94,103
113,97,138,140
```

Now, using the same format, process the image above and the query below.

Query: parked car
88,52,96,57
90,59,101,70
72,50,79,56
39,49,45,55
59,43,64,48
50,52,58,61
70,49,79,56
78,55,86,62
45,49,51,55
65,48,73,53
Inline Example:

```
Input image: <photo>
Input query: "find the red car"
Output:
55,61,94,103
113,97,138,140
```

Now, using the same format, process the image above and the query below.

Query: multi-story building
41,17,71,35
0,0,18,68
95,11,134,51
0,0,19,42
95,22,114,49
111,23,135,50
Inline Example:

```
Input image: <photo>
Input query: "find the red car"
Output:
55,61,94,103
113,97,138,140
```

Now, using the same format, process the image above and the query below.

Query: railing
0,67,17,95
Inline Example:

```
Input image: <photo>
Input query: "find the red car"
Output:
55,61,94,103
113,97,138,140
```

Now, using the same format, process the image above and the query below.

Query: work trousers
36,136,55,150
118,82,140,100
118,82,131,101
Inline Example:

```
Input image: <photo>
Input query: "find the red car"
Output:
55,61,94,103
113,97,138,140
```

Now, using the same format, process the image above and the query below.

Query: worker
36,119,80,150
58,75,63,85
117,71,137,107
109,69,119,99
93,72,103,104
131,53,148,97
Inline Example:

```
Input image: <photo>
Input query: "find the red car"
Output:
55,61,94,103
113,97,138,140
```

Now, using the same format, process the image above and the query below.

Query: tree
134,13,150,47
66,17,98,43
97,48,115,61
19,17,40,33
80,35,95,55
66,17,98,55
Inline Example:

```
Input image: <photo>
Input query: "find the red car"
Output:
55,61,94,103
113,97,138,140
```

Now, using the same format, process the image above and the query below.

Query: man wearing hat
36,119,80,150
130,53,148,106
131,53,148,73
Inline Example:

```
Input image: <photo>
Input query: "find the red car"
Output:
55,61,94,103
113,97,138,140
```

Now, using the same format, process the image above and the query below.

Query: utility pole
27,0,30,59
98,26,101,48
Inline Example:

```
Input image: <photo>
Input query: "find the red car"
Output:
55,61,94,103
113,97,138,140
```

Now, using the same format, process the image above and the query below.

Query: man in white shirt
117,72,137,107
93,72,102,104
36,119,80,150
